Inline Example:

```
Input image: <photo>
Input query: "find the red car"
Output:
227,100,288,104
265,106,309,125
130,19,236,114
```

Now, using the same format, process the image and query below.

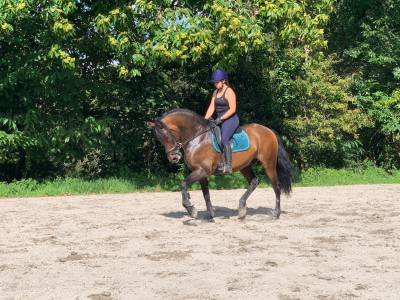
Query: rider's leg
222,141,232,173
220,115,239,173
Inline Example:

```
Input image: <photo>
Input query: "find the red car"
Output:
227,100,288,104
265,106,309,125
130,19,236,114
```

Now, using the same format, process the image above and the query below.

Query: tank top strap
222,87,229,98
215,87,229,99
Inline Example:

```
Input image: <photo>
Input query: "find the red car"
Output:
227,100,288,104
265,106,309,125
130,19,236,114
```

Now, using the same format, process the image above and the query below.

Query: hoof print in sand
87,291,112,300
58,251,88,262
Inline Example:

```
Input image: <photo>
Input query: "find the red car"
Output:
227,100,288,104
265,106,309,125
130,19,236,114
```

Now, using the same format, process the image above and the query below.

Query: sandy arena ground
1,184,400,300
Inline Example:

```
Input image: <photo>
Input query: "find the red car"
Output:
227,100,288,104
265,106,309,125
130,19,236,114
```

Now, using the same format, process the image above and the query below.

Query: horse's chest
184,140,218,170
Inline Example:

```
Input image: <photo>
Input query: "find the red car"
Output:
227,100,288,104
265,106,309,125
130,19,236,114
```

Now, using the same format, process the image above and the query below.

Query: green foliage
327,0,400,168
0,0,398,182
0,0,117,180
280,57,372,167
296,166,400,186
1,167,399,198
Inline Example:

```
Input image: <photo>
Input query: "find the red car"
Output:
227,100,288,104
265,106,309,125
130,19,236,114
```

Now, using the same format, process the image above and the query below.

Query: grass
0,166,399,198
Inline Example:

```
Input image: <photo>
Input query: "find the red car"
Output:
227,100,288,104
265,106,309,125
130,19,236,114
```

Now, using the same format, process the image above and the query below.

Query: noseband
165,141,183,155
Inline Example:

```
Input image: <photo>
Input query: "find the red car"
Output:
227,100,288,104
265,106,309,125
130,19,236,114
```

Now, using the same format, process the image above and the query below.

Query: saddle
210,125,250,153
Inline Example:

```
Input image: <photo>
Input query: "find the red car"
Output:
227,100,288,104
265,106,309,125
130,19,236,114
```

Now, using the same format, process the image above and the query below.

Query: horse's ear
146,121,156,128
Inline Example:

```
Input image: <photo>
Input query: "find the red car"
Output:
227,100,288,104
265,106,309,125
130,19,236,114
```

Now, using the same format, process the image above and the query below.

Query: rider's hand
215,116,223,125
208,118,217,127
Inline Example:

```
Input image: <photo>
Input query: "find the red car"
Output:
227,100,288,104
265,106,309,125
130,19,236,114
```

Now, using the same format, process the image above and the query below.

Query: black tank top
215,87,229,116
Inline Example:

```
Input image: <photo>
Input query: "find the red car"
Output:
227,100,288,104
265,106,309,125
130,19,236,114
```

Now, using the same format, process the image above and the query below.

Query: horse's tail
273,131,292,195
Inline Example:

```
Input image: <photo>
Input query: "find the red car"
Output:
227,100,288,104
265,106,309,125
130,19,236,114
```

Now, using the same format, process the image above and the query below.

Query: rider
204,69,239,174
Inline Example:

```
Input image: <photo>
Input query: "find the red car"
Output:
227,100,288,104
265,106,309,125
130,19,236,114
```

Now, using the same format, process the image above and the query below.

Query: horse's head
147,119,182,164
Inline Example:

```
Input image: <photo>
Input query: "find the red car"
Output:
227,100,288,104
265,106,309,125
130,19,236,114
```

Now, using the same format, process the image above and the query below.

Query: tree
1,0,392,181
327,0,400,168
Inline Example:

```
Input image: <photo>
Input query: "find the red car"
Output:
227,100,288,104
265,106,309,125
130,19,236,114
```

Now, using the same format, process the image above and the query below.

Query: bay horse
147,109,292,221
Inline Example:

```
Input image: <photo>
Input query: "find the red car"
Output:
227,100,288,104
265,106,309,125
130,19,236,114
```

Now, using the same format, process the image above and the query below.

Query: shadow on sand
162,206,287,220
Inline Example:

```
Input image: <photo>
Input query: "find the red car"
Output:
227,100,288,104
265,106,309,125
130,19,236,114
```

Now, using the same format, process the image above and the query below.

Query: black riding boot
223,143,232,174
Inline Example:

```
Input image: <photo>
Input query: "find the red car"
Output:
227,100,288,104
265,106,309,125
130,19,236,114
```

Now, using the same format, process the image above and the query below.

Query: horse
147,109,292,221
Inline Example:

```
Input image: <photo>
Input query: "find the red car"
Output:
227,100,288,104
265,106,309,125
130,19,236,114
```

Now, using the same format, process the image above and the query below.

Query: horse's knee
181,179,189,190
250,177,259,188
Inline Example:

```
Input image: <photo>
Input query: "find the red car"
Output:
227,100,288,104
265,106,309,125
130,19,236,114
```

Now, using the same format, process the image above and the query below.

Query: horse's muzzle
169,153,182,164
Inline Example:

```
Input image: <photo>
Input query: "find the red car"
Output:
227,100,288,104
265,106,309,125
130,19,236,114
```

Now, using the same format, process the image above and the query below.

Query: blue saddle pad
210,130,250,153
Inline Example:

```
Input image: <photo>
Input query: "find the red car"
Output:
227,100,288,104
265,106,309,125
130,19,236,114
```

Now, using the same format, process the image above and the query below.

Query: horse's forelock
154,119,164,128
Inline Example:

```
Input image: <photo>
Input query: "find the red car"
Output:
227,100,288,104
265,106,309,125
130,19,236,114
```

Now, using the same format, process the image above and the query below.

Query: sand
1,184,399,299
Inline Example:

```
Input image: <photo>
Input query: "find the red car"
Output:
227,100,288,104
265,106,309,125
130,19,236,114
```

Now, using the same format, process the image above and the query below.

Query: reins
165,123,216,155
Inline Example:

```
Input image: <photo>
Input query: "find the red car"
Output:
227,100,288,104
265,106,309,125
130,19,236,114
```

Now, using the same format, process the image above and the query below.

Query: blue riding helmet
210,69,228,82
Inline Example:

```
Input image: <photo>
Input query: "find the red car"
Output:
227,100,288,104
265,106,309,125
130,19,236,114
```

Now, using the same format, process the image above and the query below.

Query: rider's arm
204,91,216,120
220,88,236,120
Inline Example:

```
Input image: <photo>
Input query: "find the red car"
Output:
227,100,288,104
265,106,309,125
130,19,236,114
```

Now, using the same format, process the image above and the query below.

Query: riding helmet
210,69,228,82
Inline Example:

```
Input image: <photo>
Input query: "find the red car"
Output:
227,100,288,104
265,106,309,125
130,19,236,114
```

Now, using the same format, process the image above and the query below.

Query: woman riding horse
204,69,239,174
147,104,292,221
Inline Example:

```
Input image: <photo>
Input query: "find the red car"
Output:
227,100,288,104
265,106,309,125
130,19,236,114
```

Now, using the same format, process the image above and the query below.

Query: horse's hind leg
238,166,259,219
262,161,281,219
200,178,215,222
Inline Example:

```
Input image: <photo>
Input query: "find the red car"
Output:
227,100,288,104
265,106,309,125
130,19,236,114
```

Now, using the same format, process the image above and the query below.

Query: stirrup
223,164,232,174
214,162,232,175
213,161,226,175
214,162,225,175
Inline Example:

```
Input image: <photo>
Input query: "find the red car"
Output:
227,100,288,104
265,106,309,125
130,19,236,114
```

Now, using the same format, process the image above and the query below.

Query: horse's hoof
272,209,280,219
238,207,247,219
188,206,197,218
208,217,215,223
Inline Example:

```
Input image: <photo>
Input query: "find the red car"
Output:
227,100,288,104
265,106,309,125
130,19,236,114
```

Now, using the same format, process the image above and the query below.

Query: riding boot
223,143,232,174
214,153,225,175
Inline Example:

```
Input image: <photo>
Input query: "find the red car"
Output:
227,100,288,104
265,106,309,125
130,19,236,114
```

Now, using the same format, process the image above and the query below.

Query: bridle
163,121,216,156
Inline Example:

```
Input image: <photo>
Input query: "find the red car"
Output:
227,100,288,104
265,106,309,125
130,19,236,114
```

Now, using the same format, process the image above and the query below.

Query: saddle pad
210,130,250,153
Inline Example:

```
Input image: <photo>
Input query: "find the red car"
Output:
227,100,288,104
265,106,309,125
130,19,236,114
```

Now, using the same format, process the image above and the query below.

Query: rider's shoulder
211,89,218,99
225,86,236,97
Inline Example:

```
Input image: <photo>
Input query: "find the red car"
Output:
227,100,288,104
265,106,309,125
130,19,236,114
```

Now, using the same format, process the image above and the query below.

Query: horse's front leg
200,178,215,222
181,168,207,218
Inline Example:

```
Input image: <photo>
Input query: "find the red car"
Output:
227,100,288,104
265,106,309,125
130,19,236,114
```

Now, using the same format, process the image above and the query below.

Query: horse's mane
160,108,207,126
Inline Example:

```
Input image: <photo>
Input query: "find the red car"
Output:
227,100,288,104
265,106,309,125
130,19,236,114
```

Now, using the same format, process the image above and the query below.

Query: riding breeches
219,114,239,147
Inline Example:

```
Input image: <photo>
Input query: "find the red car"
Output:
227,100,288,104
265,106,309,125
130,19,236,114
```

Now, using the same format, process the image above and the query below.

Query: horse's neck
165,114,207,143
